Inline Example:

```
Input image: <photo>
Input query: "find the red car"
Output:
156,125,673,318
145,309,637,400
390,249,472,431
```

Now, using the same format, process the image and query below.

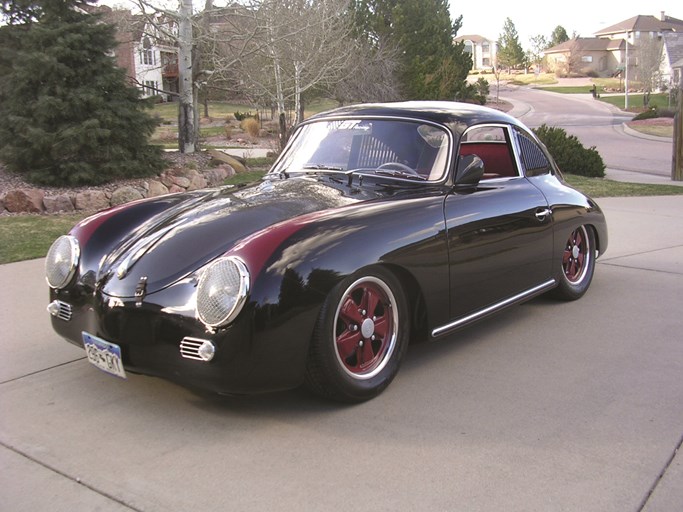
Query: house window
464,41,473,54
482,42,490,55
143,81,157,96
482,58,490,67
581,55,593,63
140,36,155,66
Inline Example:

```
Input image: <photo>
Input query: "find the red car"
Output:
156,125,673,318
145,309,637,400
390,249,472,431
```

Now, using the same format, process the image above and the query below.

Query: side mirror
455,154,484,188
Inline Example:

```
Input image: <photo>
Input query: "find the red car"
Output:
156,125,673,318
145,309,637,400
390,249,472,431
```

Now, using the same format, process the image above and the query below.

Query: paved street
2,87,683,511
502,85,678,183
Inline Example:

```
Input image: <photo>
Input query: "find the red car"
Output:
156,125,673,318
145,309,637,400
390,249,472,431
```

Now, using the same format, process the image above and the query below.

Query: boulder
3,189,45,213
0,195,5,213
185,169,207,191
74,190,110,211
172,176,191,189
111,186,144,206
43,194,75,214
203,165,234,186
168,184,185,194
146,180,169,197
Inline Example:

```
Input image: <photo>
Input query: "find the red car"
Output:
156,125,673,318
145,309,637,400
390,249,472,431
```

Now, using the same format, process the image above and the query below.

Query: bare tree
635,36,664,107
331,39,401,104
232,0,356,128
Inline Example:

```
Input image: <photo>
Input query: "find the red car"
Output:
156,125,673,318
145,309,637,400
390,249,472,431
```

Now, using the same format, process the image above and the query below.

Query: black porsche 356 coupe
46,101,607,402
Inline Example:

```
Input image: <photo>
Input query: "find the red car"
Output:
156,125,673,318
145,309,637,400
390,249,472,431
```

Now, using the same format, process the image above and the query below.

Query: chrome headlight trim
45,235,80,289
196,256,250,328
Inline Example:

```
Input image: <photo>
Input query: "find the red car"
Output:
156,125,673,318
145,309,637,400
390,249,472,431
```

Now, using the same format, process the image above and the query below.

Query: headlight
196,256,250,328
45,235,80,289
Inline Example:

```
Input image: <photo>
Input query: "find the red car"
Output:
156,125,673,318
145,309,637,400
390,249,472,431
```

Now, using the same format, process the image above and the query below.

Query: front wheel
304,267,410,403
552,225,596,301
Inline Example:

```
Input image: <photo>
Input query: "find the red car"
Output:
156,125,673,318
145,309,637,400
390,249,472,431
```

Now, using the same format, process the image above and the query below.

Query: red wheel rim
333,277,398,380
562,226,590,284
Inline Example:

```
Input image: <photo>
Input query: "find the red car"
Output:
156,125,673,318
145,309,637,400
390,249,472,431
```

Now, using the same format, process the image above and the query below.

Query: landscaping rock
146,180,169,197
3,189,45,213
44,194,75,214
185,169,207,191
168,184,185,194
172,176,191,189
203,165,234,186
0,195,5,213
111,186,144,206
159,172,175,188
74,190,109,211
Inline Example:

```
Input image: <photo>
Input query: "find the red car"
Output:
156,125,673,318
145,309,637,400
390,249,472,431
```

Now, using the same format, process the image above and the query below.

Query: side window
516,130,552,177
459,125,519,180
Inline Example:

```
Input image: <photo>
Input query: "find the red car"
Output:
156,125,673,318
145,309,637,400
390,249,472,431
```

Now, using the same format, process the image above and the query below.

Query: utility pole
673,77,683,181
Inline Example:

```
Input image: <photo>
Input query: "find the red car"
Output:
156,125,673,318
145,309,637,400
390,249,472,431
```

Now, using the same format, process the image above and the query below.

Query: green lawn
564,174,683,197
537,86,602,94
0,214,86,264
599,93,671,111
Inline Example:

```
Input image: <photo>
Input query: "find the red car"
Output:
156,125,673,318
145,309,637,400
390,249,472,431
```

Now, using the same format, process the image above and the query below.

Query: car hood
97,178,366,298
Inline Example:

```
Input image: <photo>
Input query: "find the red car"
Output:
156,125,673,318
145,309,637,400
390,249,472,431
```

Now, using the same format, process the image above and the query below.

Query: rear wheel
304,267,409,403
552,225,596,300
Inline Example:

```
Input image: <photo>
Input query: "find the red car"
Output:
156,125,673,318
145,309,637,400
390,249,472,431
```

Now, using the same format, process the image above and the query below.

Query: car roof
305,101,523,136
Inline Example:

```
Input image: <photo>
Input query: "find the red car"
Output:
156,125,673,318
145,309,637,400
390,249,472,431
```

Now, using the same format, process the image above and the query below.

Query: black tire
552,225,596,301
304,267,410,403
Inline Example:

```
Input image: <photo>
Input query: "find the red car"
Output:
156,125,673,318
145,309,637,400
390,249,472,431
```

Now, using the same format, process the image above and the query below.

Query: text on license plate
82,332,127,379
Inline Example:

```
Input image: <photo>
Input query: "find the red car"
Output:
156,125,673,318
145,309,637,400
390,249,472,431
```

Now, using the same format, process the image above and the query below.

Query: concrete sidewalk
2,196,683,511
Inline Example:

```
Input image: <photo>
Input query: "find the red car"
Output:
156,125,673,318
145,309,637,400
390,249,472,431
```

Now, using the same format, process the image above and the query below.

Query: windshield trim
268,115,454,185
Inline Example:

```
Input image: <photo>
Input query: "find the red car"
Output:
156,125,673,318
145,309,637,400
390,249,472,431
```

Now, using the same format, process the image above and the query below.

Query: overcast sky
449,1,682,46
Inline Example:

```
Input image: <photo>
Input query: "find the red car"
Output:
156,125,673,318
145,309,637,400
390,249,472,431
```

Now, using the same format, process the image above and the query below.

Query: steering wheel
376,162,419,176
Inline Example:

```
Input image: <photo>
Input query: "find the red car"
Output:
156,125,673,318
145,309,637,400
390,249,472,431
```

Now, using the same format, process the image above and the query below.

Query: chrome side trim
431,279,557,338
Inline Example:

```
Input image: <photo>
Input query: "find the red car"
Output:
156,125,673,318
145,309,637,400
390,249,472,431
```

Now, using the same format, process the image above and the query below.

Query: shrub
532,125,605,178
234,111,259,122
241,117,260,138
633,108,659,121
633,107,676,120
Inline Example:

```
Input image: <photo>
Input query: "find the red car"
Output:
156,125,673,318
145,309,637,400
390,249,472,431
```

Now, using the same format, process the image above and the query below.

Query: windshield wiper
373,169,427,181
301,164,345,171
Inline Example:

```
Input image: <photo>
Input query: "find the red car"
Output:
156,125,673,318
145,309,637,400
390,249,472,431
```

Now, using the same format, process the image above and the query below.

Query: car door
442,124,555,327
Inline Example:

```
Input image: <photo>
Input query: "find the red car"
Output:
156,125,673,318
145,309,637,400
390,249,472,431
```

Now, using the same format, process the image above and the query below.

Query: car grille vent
180,337,211,361
53,300,73,321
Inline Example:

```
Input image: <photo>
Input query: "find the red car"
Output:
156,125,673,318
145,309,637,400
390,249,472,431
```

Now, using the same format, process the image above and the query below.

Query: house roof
543,37,628,54
662,32,683,68
454,35,493,45
595,14,683,36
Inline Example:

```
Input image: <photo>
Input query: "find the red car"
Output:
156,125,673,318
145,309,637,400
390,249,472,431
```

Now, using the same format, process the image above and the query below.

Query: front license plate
82,332,127,379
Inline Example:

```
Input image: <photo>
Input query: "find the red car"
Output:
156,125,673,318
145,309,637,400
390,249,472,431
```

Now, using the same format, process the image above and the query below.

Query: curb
621,123,673,143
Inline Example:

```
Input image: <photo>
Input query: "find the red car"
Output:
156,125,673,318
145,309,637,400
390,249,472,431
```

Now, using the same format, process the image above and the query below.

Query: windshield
271,119,451,181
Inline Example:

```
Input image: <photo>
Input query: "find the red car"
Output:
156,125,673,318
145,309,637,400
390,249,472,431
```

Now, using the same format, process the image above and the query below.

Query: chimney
660,11,666,21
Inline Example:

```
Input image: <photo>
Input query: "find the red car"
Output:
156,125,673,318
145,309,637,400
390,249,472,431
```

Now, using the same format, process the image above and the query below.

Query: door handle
535,208,552,221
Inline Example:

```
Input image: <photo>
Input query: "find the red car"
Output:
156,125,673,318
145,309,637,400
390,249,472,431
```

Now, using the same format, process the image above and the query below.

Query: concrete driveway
1,195,682,512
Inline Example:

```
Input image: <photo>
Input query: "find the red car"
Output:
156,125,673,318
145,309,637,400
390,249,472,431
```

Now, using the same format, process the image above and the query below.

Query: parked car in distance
46,101,607,402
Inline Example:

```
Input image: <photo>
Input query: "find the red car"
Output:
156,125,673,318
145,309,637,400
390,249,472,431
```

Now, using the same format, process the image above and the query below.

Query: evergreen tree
0,0,164,186
550,25,569,47
355,0,471,100
497,17,525,70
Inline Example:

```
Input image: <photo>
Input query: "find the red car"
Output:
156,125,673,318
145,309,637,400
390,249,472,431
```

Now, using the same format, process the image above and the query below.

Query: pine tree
0,0,164,186
374,0,471,100
550,25,570,47
497,17,525,70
